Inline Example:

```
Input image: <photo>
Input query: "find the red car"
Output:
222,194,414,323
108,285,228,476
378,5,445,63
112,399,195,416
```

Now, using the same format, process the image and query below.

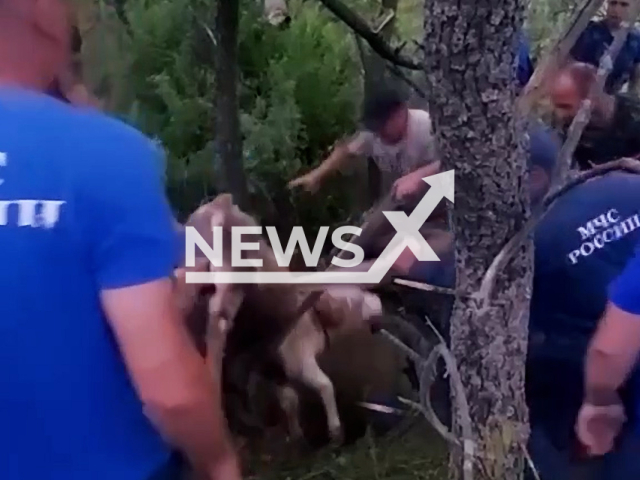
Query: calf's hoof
328,426,344,448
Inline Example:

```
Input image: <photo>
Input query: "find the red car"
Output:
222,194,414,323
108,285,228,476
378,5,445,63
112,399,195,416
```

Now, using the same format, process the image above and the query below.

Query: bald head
0,0,72,90
550,62,598,125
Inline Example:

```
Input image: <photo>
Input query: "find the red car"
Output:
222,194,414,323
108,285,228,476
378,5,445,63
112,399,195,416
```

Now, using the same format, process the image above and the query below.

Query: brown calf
180,194,383,442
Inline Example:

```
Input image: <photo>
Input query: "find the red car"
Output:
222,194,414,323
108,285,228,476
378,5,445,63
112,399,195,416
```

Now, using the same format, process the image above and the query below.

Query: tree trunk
422,0,532,479
213,0,250,210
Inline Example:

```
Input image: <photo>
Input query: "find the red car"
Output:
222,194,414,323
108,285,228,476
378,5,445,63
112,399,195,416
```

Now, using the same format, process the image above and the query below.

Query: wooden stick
316,0,421,69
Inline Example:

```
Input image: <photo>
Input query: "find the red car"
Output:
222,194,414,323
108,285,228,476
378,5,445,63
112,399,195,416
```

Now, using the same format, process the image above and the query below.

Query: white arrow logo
186,170,455,284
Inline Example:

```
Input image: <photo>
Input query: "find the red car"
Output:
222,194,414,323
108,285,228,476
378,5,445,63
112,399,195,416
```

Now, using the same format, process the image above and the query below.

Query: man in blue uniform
570,0,640,94
405,123,640,478
576,200,640,476
0,1,239,479
526,169,640,479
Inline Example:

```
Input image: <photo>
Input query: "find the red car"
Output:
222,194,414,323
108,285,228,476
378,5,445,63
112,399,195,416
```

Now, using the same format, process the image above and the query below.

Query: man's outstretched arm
77,127,240,479
288,132,371,192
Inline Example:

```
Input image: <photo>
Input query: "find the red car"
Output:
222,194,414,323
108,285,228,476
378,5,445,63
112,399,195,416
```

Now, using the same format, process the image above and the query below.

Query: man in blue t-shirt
570,0,640,94
526,170,640,479
0,2,240,480
576,220,640,475
405,123,640,478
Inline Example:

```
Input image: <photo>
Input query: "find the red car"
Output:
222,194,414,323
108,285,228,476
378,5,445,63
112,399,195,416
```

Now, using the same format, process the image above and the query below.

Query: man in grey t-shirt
288,90,443,270
289,89,440,201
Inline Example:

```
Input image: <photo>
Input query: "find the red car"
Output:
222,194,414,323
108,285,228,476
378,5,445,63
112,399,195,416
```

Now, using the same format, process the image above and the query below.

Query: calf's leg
276,384,304,440
207,284,244,377
296,358,342,442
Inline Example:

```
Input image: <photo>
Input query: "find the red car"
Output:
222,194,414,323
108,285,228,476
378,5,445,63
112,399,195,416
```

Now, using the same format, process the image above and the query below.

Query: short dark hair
361,88,406,132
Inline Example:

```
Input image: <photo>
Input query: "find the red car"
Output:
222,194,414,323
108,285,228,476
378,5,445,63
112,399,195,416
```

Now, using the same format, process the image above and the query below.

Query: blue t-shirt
530,172,640,361
609,240,640,316
529,172,640,447
0,87,178,480
571,20,640,93
609,233,640,426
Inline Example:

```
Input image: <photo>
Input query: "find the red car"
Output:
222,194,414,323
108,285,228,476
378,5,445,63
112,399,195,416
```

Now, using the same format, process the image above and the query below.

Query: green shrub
97,0,364,229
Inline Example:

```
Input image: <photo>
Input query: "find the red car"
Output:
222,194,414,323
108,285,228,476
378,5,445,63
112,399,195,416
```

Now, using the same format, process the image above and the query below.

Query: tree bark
422,0,531,479
213,0,250,210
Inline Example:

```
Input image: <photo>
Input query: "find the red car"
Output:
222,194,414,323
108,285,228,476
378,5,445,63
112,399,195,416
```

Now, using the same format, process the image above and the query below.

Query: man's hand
575,402,626,456
288,170,322,193
174,258,210,316
392,171,427,201
206,453,242,480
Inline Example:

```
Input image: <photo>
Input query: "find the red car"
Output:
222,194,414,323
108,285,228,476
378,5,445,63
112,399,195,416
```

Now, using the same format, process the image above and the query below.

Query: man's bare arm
101,280,240,479
584,302,640,405
315,141,358,177
289,133,368,191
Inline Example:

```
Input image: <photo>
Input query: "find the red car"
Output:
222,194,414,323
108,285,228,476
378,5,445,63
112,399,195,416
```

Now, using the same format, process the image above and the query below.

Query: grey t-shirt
345,109,438,180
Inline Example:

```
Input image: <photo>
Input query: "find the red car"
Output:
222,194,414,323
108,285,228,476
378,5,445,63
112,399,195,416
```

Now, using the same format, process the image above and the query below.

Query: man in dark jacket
569,0,640,95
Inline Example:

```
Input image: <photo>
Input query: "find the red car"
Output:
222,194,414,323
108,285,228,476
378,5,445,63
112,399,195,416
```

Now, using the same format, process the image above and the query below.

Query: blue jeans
527,425,640,480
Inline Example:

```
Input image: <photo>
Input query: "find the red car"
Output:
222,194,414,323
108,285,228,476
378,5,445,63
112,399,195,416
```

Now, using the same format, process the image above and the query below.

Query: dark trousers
527,425,640,480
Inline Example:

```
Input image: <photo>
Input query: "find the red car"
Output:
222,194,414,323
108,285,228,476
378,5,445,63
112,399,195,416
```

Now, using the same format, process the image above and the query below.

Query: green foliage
85,0,577,225
237,0,362,230
246,425,448,480
93,0,364,227
525,0,576,58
